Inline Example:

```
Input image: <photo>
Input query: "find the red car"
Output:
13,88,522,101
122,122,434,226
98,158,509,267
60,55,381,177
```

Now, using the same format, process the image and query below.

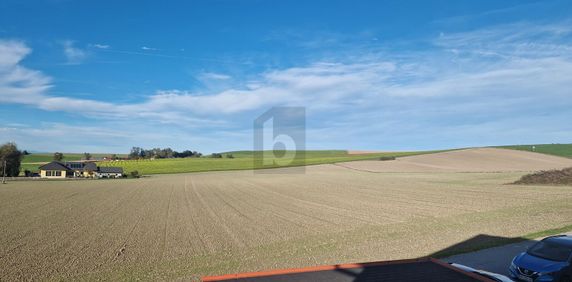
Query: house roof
39,161,71,171
98,167,123,173
202,258,494,282
83,162,98,171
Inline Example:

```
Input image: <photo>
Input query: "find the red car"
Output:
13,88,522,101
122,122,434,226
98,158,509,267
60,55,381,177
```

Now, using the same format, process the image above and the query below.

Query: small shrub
129,170,140,178
379,156,396,161
226,154,234,159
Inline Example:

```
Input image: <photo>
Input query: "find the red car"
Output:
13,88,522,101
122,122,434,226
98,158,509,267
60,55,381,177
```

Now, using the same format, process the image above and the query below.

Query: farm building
97,167,124,178
39,161,123,179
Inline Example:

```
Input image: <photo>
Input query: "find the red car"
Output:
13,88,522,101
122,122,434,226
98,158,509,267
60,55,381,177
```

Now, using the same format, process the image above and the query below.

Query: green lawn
97,150,444,175
496,143,572,158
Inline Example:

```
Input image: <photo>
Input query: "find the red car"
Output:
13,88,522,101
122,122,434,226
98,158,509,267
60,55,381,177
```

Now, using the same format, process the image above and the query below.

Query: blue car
509,235,572,282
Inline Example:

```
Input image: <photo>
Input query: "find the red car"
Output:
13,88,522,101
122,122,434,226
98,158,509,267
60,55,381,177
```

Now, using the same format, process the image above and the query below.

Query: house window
55,171,62,176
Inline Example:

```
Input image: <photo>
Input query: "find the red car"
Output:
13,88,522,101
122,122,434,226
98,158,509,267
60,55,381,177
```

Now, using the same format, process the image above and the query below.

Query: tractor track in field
189,177,246,249
158,184,175,262
183,176,209,253
248,179,378,226
208,181,288,240
111,184,149,263
240,179,341,227
219,180,312,232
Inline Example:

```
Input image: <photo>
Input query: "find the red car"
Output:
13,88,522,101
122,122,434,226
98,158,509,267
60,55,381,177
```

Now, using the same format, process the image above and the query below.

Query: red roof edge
202,257,493,281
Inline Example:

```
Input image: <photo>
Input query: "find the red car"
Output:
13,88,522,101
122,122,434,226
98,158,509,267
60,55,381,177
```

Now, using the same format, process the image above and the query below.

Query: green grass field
97,150,443,175
496,143,572,158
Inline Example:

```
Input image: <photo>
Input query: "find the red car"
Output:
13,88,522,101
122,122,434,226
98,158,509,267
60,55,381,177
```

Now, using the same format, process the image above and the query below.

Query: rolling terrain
1,148,571,280
96,150,443,175
19,144,572,176
337,148,572,173
496,143,572,158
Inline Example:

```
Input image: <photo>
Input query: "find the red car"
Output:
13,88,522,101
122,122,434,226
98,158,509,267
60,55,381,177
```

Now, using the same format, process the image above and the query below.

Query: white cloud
0,40,31,66
2,20,572,151
198,72,231,81
90,43,110,49
141,46,157,51
0,40,52,104
62,40,86,64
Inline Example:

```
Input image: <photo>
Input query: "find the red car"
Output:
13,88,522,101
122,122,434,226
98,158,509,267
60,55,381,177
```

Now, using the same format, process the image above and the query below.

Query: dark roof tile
98,167,123,173
39,161,71,171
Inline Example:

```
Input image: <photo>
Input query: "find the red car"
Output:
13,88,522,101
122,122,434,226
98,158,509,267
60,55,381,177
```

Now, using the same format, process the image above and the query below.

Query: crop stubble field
2,149,572,280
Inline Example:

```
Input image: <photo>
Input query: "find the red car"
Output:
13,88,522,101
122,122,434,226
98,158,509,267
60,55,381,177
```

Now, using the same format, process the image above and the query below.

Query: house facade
39,161,123,179
38,162,73,178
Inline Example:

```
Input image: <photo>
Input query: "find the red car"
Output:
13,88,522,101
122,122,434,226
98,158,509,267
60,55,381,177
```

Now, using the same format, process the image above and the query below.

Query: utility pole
2,159,6,184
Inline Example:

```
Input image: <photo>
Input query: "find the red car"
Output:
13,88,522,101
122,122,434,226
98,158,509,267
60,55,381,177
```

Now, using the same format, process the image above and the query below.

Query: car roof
543,235,572,247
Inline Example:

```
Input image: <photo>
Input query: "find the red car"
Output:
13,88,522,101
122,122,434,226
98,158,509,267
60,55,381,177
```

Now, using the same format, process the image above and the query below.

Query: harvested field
338,148,572,173
1,160,572,280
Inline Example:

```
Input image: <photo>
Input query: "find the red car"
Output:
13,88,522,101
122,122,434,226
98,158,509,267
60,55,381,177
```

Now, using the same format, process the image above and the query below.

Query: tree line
128,147,203,159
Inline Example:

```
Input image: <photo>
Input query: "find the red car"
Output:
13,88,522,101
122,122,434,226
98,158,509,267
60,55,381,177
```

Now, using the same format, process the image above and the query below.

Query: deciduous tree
0,142,23,177
53,152,64,161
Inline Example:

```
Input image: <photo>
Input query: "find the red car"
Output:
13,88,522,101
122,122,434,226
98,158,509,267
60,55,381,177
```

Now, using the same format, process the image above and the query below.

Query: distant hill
495,143,572,158
221,150,348,158
97,150,443,175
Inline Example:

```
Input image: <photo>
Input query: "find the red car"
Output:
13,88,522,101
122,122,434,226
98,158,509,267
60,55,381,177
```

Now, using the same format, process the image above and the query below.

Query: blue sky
1,0,572,153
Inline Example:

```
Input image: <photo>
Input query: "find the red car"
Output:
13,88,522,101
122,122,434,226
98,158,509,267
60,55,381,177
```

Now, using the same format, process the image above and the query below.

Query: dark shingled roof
38,161,71,171
83,162,98,171
202,258,494,282
98,167,123,173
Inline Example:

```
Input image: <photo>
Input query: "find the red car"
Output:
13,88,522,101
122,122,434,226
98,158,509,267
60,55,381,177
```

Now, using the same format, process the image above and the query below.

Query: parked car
450,263,514,282
509,235,572,282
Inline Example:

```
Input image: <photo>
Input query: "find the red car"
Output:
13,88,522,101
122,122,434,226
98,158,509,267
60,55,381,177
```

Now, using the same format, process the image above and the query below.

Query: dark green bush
379,156,396,161
129,170,140,178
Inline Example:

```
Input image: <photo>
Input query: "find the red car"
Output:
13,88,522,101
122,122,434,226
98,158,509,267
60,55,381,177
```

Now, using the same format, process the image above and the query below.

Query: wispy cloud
198,72,231,81
0,39,52,104
62,40,86,64
141,46,157,51
89,43,110,49
2,20,572,151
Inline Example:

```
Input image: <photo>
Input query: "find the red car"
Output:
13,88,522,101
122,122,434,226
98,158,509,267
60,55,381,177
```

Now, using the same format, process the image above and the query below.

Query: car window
527,241,572,262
